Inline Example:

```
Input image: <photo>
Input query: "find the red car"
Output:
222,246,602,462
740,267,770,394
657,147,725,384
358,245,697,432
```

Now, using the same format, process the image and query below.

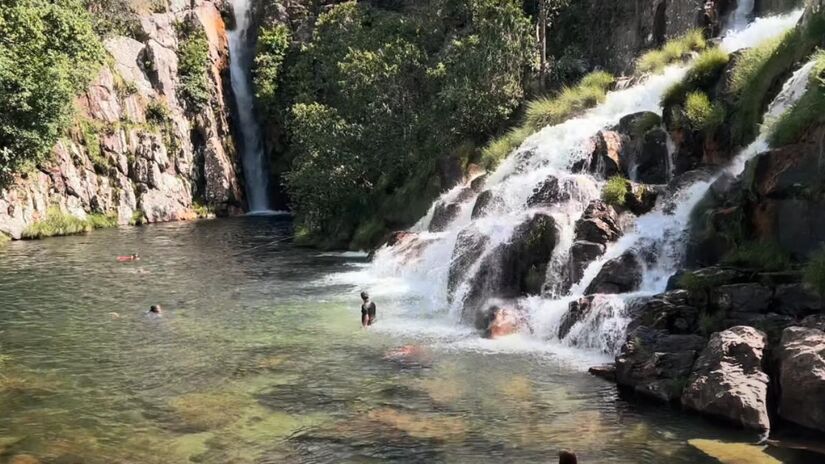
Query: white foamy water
329,10,806,364
228,0,271,212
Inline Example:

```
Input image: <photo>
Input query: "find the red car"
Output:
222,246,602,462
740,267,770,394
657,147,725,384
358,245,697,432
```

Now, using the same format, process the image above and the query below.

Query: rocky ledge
0,0,244,240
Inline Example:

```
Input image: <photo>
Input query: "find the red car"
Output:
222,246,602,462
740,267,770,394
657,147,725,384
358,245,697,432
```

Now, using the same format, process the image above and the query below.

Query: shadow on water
0,217,821,463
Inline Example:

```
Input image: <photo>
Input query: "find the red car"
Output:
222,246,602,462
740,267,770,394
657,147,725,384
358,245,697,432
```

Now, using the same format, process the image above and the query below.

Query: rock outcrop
585,251,643,295
777,325,825,432
0,1,244,240
681,326,770,431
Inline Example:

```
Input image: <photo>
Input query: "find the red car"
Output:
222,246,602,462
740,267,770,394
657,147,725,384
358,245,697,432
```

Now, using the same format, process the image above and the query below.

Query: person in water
360,291,376,327
117,253,140,262
148,304,163,316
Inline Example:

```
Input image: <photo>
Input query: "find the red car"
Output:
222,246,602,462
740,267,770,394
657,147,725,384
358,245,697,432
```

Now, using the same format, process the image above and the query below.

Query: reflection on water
0,218,819,463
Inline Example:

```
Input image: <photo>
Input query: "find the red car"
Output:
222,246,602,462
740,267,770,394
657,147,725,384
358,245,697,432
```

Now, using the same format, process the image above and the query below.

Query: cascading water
334,10,805,363
728,0,756,31
228,0,271,213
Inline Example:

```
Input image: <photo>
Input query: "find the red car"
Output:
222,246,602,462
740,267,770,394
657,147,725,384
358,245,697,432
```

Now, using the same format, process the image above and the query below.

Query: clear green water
0,218,818,463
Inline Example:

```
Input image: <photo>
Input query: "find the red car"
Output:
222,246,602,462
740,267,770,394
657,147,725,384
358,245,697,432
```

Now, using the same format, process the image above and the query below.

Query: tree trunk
538,0,547,89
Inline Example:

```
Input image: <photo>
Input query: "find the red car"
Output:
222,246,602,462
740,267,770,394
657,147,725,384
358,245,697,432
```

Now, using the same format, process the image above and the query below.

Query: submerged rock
681,326,770,431
777,326,825,432
688,439,781,464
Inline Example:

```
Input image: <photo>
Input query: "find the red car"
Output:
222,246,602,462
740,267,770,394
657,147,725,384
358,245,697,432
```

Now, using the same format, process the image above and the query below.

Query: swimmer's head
360,291,369,301
149,305,162,314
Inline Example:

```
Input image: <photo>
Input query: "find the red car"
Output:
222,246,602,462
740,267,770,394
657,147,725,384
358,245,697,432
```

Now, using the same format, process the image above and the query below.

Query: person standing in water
360,291,376,327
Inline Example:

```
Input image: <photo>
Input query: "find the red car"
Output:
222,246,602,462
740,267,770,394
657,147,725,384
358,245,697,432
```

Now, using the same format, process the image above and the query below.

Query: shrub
524,72,614,130
130,209,146,226
0,0,104,183
636,29,706,75
192,202,214,218
722,241,791,271
253,24,291,119
698,309,726,336
728,12,825,146
678,272,717,293
803,247,825,297
22,207,115,239
684,91,726,131
663,47,730,107
176,21,211,111
769,50,825,147
480,126,532,169
601,176,629,207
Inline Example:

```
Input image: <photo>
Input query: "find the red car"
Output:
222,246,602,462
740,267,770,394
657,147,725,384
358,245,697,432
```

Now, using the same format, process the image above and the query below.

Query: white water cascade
228,0,271,213
334,10,806,363
728,0,756,31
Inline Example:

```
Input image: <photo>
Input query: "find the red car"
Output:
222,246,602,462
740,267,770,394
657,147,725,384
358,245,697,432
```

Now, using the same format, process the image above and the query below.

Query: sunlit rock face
0,0,244,240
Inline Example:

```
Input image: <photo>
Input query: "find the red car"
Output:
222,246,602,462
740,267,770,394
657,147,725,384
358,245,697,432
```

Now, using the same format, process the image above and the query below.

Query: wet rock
584,251,642,295
711,283,772,314
568,241,606,285
471,190,500,219
615,326,706,402
681,326,770,431
777,326,825,432
462,214,558,324
447,228,489,299
578,130,624,179
526,176,571,207
385,231,417,247
667,267,753,291
625,182,659,216
574,200,621,244
588,364,617,382
774,283,823,317
559,296,595,340
688,439,783,464
633,128,669,184
470,174,488,192
429,201,462,232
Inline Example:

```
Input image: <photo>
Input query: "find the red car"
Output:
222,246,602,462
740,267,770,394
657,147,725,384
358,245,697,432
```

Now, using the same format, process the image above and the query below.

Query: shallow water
0,218,819,463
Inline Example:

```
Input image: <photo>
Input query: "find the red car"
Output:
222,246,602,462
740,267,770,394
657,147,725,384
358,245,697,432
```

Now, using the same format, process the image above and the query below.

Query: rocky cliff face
0,0,244,239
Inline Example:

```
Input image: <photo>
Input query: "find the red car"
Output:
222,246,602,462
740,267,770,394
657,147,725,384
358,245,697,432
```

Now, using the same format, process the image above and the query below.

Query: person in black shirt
360,291,376,327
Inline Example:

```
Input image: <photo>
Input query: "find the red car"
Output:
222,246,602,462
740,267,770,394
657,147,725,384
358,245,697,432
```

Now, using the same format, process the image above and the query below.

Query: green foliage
84,0,146,39
722,241,792,271
283,0,534,245
0,0,104,182
78,119,109,173
129,209,146,226
662,47,730,107
351,217,388,251
480,70,614,170
698,309,726,336
253,24,291,120
524,71,614,130
803,247,825,297
636,29,707,75
630,112,662,137
192,202,214,218
22,207,116,239
601,176,629,207
684,91,725,132
769,50,825,146
176,20,210,111
728,12,825,146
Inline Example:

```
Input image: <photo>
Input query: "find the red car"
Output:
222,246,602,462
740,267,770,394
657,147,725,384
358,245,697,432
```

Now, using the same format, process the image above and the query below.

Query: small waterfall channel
228,0,271,213
340,10,809,362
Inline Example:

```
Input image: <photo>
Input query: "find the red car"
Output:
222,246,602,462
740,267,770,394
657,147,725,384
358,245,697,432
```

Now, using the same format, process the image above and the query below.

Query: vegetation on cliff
257,0,534,248
769,49,825,146
22,207,116,239
0,0,103,183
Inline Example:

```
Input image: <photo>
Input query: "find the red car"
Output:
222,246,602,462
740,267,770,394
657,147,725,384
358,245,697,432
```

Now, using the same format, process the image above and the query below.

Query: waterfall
728,0,756,31
228,0,271,213
334,10,805,361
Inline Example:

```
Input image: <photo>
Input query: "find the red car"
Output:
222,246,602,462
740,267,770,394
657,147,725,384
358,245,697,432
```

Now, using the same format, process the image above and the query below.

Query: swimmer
117,253,140,262
360,291,376,327
147,304,163,316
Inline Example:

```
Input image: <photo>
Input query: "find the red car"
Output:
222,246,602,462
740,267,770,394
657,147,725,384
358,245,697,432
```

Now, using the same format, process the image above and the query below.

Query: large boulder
574,200,621,244
461,213,558,325
777,326,825,432
615,326,707,402
633,128,670,184
681,326,770,431
710,283,772,315
558,296,595,340
584,251,643,294
447,228,489,300
626,290,700,334
526,176,571,207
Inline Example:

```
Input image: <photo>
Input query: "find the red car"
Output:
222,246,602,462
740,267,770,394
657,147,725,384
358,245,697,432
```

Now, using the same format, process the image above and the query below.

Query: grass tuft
636,29,707,75
662,47,730,107
769,50,825,146
22,207,116,239
601,176,629,207
481,70,615,169
684,91,726,131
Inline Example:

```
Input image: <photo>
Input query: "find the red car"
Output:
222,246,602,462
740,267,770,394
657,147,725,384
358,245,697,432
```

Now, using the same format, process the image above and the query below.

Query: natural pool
0,217,819,463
